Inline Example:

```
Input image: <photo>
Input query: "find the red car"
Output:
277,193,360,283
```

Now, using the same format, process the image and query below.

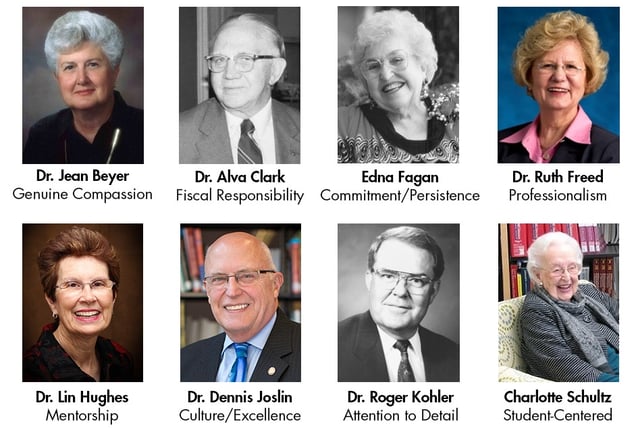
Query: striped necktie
237,119,262,164
229,342,249,382
393,340,415,382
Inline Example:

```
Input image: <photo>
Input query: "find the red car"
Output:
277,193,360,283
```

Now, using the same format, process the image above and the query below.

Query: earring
421,80,430,99
52,313,58,319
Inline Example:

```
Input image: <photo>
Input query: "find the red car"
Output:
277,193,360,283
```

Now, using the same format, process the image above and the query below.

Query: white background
3,0,632,426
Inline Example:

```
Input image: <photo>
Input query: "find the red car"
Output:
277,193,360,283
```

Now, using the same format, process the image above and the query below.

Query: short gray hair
352,9,438,84
44,10,124,73
367,226,445,281
527,231,583,284
211,13,286,58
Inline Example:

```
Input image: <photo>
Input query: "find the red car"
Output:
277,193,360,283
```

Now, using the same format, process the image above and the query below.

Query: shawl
532,283,619,373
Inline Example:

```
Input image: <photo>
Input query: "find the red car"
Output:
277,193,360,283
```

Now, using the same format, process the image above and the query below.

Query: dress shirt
215,312,277,382
377,326,426,382
225,99,277,164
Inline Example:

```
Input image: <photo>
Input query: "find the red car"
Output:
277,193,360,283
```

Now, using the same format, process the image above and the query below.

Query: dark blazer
181,309,301,382
498,123,619,163
179,97,300,164
338,311,459,382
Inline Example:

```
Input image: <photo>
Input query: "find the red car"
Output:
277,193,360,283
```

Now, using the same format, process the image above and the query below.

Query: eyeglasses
371,268,434,295
536,62,584,77
204,270,276,289
205,53,279,73
360,50,409,79
544,264,581,278
56,279,115,294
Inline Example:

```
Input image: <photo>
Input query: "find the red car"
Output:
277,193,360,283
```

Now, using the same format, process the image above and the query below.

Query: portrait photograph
179,7,300,164
498,223,619,382
22,223,143,382
337,6,459,163
180,224,301,382
22,7,144,164
497,7,619,163
338,223,459,382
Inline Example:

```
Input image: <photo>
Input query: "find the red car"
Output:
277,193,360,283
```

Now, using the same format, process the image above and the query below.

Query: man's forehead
213,21,275,52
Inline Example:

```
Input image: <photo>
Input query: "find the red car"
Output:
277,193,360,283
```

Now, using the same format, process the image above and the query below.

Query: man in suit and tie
338,226,459,382
181,232,301,381
179,13,300,164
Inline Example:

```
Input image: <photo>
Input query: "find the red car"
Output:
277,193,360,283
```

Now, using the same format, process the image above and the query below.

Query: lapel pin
268,367,276,376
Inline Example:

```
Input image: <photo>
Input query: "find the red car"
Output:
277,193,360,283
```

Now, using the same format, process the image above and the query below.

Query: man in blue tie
181,232,301,381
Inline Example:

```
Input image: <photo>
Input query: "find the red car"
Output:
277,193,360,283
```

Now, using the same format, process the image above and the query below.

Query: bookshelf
180,224,301,346
499,223,619,301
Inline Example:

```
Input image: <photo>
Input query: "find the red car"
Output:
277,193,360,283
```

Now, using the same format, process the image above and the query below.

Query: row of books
181,226,205,293
180,226,302,296
508,223,618,258
589,257,618,297
508,256,618,299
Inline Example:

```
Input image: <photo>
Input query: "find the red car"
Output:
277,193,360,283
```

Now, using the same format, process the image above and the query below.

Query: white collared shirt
377,326,427,382
215,312,277,382
225,99,277,163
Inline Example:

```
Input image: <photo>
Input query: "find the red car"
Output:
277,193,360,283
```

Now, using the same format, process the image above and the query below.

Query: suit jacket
179,97,300,164
338,311,459,382
498,123,619,163
180,309,301,382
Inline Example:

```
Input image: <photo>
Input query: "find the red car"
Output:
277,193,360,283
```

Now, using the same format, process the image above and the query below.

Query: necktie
237,119,262,164
229,342,249,382
393,340,415,382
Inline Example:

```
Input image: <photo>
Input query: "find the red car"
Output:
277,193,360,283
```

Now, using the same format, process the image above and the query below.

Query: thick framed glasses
56,279,115,293
371,268,433,295
204,269,276,290
360,50,409,79
536,62,584,77
545,264,581,278
205,54,279,73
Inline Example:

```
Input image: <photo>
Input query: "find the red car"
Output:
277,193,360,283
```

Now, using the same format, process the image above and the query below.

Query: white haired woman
520,231,619,381
338,9,458,163
24,10,143,164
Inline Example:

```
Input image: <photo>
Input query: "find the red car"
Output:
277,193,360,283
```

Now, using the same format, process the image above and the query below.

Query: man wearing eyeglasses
181,232,301,381
180,13,300,164
338,226,459,382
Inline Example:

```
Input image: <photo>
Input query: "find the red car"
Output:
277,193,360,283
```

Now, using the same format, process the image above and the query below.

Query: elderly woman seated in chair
520,231,618,382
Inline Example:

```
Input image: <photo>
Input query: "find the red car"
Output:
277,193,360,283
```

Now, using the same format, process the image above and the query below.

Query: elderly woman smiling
23,227,134,381
499,10,618,163
520,232,619,382
23,10,143,164
338,9,458,163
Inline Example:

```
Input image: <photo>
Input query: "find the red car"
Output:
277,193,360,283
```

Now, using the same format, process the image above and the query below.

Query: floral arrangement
428,82,459,124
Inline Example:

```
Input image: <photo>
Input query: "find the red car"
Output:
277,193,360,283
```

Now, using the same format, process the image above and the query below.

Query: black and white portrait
337,6,459,163
179,7,300,164
338,223,460,382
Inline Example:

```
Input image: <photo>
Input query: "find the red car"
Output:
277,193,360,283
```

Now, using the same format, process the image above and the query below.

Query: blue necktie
229,342,249,382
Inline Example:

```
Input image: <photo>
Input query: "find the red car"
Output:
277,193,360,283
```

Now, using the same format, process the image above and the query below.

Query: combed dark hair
44,10,124,73
38,226,120,301
367,226,444,280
